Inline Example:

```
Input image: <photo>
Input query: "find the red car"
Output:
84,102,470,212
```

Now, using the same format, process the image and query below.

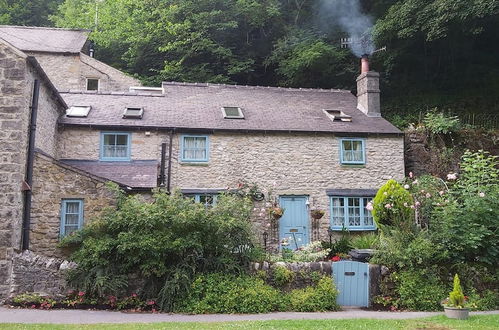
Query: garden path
0,306,498,324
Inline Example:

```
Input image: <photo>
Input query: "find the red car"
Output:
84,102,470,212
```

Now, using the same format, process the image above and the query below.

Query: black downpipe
21,79,40,251
166,131,173,193
159,142,167,187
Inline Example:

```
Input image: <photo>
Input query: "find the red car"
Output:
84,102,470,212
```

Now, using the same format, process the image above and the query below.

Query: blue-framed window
100,132,131,161
340,138,365,164
187,193,218,207
330,196,375,231
180,135,209,162
60,199,84,237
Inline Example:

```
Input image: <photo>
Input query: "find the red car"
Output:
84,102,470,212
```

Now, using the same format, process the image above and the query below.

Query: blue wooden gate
279,196,309,249
332,261,369,307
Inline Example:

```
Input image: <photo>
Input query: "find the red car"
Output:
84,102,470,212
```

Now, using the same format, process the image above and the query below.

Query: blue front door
279,196,309,249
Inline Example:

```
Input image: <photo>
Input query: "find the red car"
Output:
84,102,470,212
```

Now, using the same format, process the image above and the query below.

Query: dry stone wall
30,152,116,258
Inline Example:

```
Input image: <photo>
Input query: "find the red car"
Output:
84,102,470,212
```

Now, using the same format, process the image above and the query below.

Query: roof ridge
161,81,351,93
0,25,91,32
61,90,165,97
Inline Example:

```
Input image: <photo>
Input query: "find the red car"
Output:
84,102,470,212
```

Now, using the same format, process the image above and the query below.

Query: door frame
278,195,309,248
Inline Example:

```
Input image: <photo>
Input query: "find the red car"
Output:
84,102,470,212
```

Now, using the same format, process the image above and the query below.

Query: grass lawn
1,315,498,330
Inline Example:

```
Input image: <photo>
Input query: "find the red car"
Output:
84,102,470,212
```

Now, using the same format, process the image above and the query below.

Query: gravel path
0,306,497,324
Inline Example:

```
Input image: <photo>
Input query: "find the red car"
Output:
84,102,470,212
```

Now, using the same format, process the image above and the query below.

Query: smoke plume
318,0,375,57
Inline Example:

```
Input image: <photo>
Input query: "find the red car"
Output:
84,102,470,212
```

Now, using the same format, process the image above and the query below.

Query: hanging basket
270,207,284,220
310,209,325,220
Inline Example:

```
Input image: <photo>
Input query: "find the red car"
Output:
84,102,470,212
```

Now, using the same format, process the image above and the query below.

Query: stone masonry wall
30,52,140,92
58,127,168,160
30,152,116,258
170,132,405,248
0,42,30,300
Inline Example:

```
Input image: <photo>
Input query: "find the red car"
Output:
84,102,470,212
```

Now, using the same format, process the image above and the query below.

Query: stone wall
30,52,140,92
0,41,31,299
171,132,405,247
9,250,73,297
30,152,116,258
58,127,168,160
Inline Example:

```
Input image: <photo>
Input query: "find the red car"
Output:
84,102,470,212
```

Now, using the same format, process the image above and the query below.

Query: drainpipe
21,79,40,251
159,142,167,187
166,131,173,193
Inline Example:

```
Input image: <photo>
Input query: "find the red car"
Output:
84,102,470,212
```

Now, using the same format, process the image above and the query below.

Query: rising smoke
318,0,375,57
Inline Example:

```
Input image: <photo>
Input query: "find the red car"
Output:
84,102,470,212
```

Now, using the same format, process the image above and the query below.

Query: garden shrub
396,270,447,311
286,277,339,312
372,179,414,231
350,233,379,249
178,273,284,314
60,188,256,312
272,265,295,287
268,241,331,262
423,110,460,135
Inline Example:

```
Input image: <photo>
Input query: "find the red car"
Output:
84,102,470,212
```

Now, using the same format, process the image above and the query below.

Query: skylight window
123,107,144,119
66,106,91,117
222,106,244,119
324,109,352,122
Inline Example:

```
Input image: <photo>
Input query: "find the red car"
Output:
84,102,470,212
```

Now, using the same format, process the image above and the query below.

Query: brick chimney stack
356,55,381,117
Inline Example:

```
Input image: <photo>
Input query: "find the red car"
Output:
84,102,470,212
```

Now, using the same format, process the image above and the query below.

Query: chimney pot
361,55,369,73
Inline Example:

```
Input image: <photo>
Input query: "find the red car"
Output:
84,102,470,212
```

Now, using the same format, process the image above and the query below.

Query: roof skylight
324,109,352,122
123,107,144,119
66,106,91,117
222,106,244,119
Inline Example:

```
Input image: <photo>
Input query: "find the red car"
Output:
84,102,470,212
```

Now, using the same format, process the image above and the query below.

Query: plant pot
444,306,469,320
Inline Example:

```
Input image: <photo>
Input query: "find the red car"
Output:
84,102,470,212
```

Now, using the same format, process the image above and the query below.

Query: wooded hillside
2,0,498,127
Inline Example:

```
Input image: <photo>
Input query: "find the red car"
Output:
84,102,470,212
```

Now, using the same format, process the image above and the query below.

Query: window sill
330,227,377,231
180,162,209,166
340,164,366,168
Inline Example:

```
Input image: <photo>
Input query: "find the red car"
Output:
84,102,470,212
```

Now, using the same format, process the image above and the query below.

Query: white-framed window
86,78,99,91
180,135,209,162
66,106,91,117
100,132,131,161
330,196,375,231
340,138,366,164
222,106,244,119
60,199,84,237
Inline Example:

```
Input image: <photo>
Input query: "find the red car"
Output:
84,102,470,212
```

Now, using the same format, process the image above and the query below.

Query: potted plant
442,274,469,320
310,209,325,219
269,206,284,220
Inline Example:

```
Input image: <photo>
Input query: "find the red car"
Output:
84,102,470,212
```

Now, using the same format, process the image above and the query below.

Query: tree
2,0,62,26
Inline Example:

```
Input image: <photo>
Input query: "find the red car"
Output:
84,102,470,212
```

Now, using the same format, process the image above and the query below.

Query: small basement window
222,106,244,119
66,106,91,117
86,78,99,91
324,109,352,122
123,107,144,119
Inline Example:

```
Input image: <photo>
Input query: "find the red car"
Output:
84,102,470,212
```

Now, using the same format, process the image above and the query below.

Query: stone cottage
0,26,403,299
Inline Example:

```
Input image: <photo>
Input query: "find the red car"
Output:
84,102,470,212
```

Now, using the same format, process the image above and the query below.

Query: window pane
116,134,128,146
331,198,344,227
363,198,374,226
343,140,352,151
87,79,99,91
184,137,196,148
65,214,79,225
104,134,115,146
182,136,207,161
66,202,80,214
65,226,79,236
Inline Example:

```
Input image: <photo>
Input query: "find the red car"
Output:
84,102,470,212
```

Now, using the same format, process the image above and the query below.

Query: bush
272,265,295,287
60,188,257,312
372,179,414,231
396,270,447,311
351,233,379,249
178,273,283,314
286,277,340,312
269,241,331,262
423,110,460,135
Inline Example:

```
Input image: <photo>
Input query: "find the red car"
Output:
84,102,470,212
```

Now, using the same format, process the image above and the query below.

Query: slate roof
60,160,158,189
59,82,401,135
0,26,89,53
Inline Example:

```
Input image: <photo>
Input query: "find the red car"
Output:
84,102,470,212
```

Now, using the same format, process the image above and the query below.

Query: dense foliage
60,188,256,312
371,150,499,311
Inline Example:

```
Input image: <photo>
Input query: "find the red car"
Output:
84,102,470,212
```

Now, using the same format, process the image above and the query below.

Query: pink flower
447,173,457,180
413,180,418,184
131,293,138,298
365,202,374,211
384,203,392,209
409,172,414,178
78,291,85,296
479,192,485,197
415,201,421,207
439,190,445,196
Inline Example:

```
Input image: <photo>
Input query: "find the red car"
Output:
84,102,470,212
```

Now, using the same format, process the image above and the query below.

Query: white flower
479,192,485,198
253,207,258,211
383,192,388,196
415,201,421,207
426,193,431,198
413,180,418,184
447,173,457,181
439,190,445,196
258,212,264,217
403,202,408,207
365,202,374,211
404,184,410,189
